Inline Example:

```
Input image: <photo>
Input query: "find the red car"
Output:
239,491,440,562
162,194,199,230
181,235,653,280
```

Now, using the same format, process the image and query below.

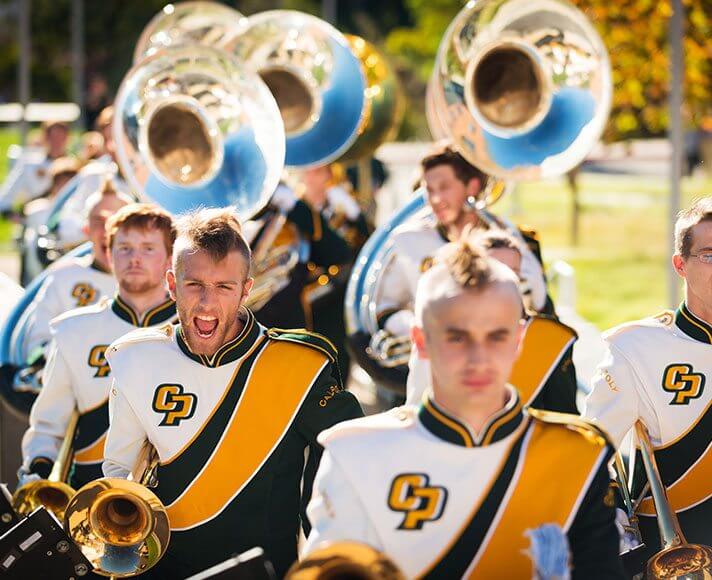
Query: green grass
498,173,712,330
0,126,710,330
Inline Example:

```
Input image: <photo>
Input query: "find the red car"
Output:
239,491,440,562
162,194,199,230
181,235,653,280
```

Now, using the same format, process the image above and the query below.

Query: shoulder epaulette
51,296,110,327
527,408,612,448
266,328,337,363
517,224,540,241
108,323,174,354
604,310,674,340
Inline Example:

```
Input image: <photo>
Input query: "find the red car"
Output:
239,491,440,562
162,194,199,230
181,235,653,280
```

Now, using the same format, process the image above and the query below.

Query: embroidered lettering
662,364,705,405
71,283,97,307
388,473,448,530
87,345,110,378
152,384,197,426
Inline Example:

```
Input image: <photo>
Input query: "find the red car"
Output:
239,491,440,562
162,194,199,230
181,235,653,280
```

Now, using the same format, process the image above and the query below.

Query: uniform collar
176,308,261,368
418,386,523,447
111,294,176,327
675,302,712,345
89,259,110,274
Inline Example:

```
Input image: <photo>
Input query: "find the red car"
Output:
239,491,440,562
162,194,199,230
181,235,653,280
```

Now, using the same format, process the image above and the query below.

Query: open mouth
194,315,219,339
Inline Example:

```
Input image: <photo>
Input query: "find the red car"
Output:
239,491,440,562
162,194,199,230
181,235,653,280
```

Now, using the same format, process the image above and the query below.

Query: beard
119,277,161,295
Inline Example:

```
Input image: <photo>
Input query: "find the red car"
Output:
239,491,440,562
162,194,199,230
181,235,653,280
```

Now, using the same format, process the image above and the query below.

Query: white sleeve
375,250,413,323
102,378,146,479
519,245,547,312
0,159,30,211
303,450,383,555
583,342,657,448
24,275,64,357
21,340,76,468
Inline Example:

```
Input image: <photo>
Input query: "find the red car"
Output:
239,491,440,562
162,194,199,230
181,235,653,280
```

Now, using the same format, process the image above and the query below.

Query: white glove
327,186,361,221
384,309,414,337
271,183,298,213
615,508,642,553
16,471,42,489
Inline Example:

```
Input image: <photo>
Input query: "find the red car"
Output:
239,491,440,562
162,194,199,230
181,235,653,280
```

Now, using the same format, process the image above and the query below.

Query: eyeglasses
689,253,712,264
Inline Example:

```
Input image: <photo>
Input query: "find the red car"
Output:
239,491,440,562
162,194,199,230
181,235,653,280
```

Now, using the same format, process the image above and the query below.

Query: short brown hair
421,144,487,186
106,203,176,255
174,208,251,271
675,197,712,258
475,229,522,256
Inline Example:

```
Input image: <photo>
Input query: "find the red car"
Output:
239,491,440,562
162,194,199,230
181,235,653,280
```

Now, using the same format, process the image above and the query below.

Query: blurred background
0,0,710,331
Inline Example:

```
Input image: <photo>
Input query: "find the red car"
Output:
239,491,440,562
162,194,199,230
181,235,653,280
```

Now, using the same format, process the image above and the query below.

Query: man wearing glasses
584,196,712,562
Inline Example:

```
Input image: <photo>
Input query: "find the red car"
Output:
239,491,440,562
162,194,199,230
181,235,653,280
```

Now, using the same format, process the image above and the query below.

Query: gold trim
680,306,712,343
142,299,174,327
424,399,474,447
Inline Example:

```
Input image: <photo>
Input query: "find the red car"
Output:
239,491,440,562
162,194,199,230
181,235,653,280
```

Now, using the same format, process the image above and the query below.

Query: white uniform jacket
305,388,623,579
23,256,116,358
583,304,712,551
22,295,176,487
0,148,53,212
375,217,547,336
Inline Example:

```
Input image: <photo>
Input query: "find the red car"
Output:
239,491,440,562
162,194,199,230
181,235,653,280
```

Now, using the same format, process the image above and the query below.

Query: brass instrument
345,0,611,394
133,1,248,63
427,0,612,179
13,409,79,521
64,443,169,578
286,542,405,580
612,452,644,549
634,422,712,579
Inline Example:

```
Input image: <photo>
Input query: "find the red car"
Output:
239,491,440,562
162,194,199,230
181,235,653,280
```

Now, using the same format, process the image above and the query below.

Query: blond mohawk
441,240,492,289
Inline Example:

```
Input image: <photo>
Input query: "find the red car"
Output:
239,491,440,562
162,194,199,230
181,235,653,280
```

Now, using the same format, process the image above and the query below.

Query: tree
386,0,711,140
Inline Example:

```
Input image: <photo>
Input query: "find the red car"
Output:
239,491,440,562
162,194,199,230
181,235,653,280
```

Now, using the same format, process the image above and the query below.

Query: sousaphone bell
114,44,285,216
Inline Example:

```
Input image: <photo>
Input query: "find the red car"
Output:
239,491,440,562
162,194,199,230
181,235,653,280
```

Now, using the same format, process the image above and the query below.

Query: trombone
64,443,170,578
13,409,78,521
633,422,712,578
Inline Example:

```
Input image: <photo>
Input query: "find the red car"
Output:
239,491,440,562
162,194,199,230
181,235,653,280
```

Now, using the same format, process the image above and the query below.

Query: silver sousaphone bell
229,10,366,168
114,44,285,215
133,1,249,63
346,0,612,394
427,0,611,179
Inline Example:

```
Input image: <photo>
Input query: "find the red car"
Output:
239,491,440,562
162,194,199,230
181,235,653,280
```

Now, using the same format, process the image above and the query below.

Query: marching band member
22,179,133,360
251,182,352,329
300,163,371,373
56,106,131,249
407,229,579,413
375,146,550,350
304,240,624,579
0,121,70,214
584,197,712,557
103,208,363,578
20,203,177,489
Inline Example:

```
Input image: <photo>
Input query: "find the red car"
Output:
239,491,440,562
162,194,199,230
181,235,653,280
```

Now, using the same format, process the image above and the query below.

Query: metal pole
71,0,85,128
18,0,31,145
668,0,684,307
321,0,337,25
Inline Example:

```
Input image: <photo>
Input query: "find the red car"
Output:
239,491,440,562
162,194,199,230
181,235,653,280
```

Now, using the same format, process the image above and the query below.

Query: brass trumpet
286,542,405,580
13,409,78,521
634,422,712,579
64,444,170,578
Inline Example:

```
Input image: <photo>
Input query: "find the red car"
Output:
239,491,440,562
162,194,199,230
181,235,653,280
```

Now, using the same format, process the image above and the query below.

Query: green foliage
385,0,711,140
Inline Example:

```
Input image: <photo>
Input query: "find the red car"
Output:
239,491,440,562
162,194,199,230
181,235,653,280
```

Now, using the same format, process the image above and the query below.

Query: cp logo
71,283,97,307
388,473,448,530
152,384,197,426
87,345,110,378
662,364,705,405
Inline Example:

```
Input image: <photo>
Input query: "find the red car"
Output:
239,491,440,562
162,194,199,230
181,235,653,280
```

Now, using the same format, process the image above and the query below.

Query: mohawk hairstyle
441,239,492,289
414,239,522,326
174,207,252,270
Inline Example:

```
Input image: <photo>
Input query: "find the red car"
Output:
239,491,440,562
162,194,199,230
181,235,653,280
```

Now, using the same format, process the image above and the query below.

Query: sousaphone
346,0,611,394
